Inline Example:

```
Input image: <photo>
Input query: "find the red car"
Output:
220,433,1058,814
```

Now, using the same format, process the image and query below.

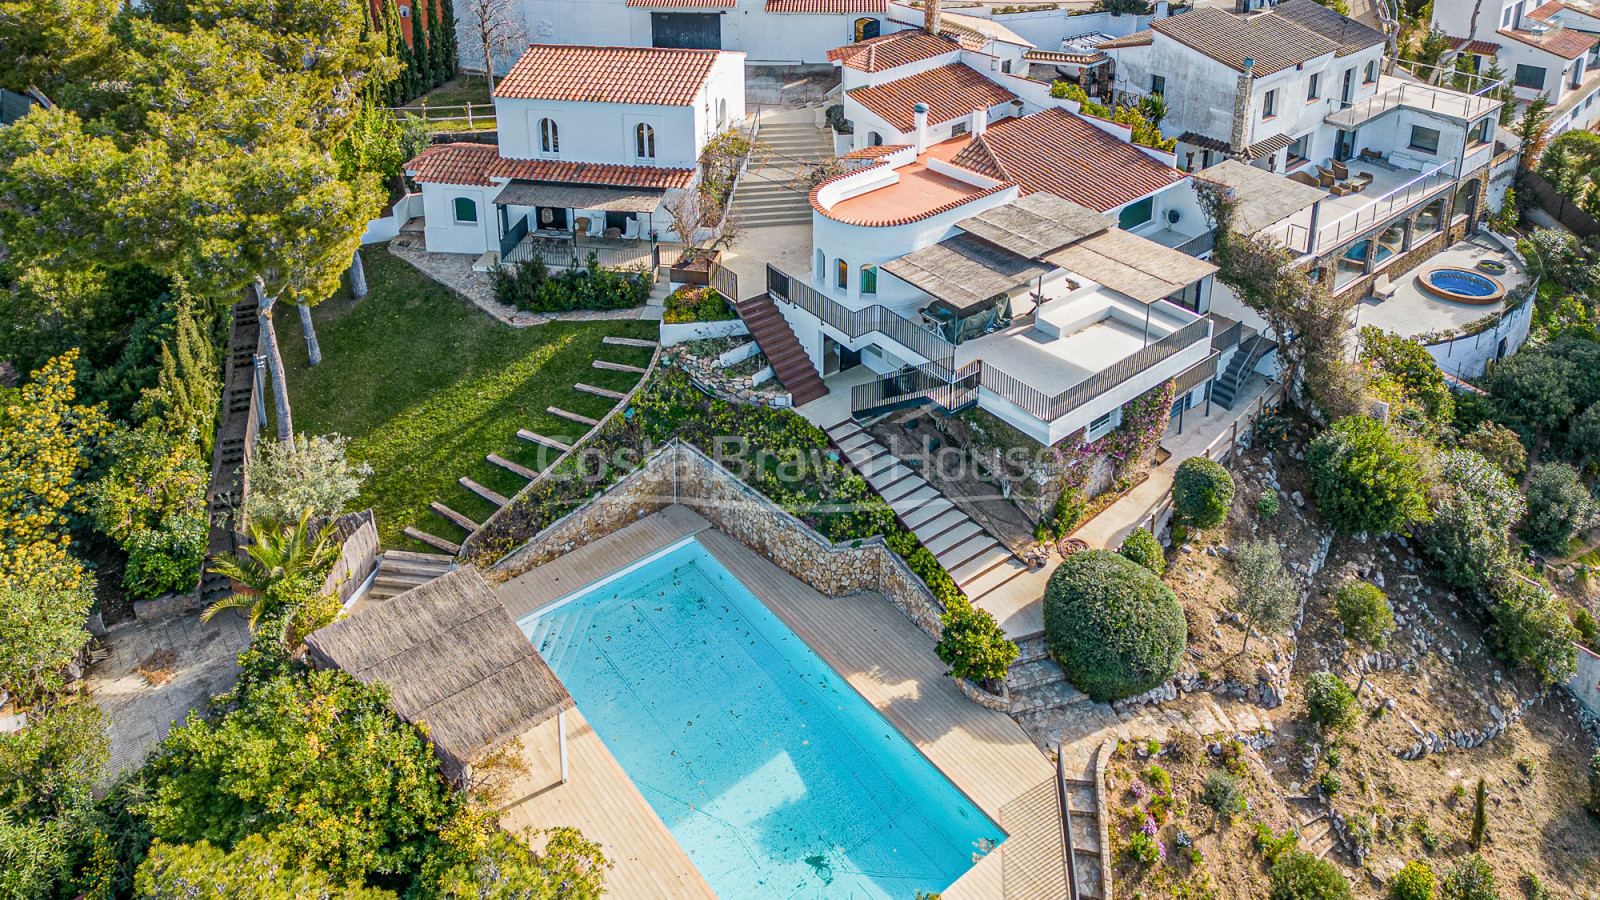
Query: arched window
835,258,848,290
868,131,884,146
453,197,477,223
815,249,825,278
861,264,877,295
635,123,655,159
1364,60,1377,84
539,118,559,154
854,17,879,41
717,99,727,129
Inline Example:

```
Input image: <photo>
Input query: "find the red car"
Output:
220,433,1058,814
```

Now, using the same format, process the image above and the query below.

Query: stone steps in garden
602,336,658,348
517,431,571,452
574,382,626,400
1010,677,1093,716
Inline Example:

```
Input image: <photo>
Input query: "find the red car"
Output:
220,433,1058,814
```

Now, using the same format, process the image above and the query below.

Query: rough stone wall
485,441,948,640
1571,643,1600,717
485,462,676,582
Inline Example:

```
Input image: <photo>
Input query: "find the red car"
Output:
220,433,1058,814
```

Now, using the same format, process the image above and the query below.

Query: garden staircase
200,295,262,610
367,550,454,603
1211,331,1274,410
732,120,832,228
1007,634,1096,722
823,420,1030,603
1288,795,1339,859
1059,753,1108,900
734,293,828,405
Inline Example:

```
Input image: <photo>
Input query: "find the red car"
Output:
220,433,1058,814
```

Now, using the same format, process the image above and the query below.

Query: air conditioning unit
1167,209,1182,225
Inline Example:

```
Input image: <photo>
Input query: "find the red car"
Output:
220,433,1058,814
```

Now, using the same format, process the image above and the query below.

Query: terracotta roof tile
961,107,1184,212
1446,35,1502,54
847,63,1019,130
1149,7,1338,75
1268,0,1386,56
767,0,887,10
809,159,1014,227
827,30,960,71
404,143,498,186
1024,48,1109,65
1095,30,1153,49
1526,0,1594,21
1497,25,1598,59
626,0,734,6
946,134,1010,180
838,143,914,158
486,158,695,189
493,45,726,105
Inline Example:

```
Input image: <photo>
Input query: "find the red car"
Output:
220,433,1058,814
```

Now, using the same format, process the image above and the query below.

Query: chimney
1230,58,1254,158
914,102,930,153
971,107,987,137
925,0,942,36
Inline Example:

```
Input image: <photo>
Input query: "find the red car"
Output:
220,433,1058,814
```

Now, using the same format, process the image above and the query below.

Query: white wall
419,182,497,255
478,0,882,66
1424,284,1535,379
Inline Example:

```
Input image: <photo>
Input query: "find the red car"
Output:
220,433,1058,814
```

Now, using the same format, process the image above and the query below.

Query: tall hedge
1043,550,1186,702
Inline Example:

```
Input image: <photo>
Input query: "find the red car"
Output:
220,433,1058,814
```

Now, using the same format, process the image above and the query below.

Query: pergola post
558,710,569,784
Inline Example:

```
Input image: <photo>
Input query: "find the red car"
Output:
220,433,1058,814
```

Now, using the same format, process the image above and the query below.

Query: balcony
1325,76,1503,130
1269,160,1464,257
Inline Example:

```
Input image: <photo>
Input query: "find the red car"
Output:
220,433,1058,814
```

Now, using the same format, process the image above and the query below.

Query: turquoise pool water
520,538,1004,899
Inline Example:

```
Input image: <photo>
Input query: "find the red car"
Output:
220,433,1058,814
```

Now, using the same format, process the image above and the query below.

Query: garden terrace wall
314,509,380,606
485,441,948,640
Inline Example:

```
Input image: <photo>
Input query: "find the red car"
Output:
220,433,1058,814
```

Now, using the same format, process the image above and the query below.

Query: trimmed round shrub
1306,415,1432,536
1522,461,1596,554
1118,526,1165,575
1304,672,1357,730
1173,456,1235,528
1043,550,1186,702
1270,849,1352,900
1389,861,1435,900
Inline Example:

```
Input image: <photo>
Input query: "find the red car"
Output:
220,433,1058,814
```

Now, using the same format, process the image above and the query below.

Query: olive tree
1230,539,1298,653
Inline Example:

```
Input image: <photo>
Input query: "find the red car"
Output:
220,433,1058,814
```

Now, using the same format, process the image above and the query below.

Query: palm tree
1139,94,1170,131
203,511,336,631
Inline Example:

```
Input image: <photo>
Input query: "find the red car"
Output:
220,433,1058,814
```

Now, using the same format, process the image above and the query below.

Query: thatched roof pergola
304,566,573,783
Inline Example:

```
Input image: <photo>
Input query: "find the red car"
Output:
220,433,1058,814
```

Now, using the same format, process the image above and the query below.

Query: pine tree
1469,777,1488,850
141,285,220,460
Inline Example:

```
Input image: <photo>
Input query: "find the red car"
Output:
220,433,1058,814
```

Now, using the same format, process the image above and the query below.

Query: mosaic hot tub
1418,267,1506,305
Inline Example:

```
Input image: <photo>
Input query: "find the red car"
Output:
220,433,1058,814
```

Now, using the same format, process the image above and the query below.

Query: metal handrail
1314,159,1458,251
766,264,957,372
708,260,738,305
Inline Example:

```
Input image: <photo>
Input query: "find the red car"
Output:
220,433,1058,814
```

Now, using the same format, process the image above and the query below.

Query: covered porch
494,178,675,270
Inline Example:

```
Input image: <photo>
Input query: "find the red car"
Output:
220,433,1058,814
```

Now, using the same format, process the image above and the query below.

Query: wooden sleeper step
574,382,626,400
602,336,658,348
458,477,509,507
548,407,600,427
403,527,460,554
488,453,537,480
517,430,572,452
593,359,648,374
429,501,481,533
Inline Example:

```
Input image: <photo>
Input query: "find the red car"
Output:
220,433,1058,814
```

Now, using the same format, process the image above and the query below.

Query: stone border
956,677,1010,712
485,440,950,641
1093,739,1115,900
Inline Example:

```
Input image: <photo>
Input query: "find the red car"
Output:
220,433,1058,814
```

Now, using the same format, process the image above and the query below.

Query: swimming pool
520,538,1004,899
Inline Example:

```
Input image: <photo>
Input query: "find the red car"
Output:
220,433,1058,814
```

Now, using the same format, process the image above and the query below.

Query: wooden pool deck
491,505,1068,900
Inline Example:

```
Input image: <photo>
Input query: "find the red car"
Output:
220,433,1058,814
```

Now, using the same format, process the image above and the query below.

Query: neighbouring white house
403,43,744,262
1431,0,1600,135
1098,0,1390,175
458,0,891,68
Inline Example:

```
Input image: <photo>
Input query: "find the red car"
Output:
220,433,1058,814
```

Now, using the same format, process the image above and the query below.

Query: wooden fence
1522,169,1600,240
385,102,495,131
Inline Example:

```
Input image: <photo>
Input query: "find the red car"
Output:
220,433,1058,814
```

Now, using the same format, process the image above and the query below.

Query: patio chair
1331,160,1349,180
1329,182,1354,197
1359,148,1385,163
1316,166,1337,188
1288,170,1321,187
621,218,641,241
573,216,590,238
1372,273,1399,301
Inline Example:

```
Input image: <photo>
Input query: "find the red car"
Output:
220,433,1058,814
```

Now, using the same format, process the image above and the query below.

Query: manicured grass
277,246,657,551
418,75,491,109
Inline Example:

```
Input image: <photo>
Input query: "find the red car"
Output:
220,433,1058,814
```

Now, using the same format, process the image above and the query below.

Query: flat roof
882,232,1052,311
1199,159,1327,233
818,137,1003,226
956,192,1115,259
1043,227,1219,303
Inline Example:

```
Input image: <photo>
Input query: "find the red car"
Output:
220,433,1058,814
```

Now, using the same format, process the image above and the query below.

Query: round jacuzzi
1419,267,1506,305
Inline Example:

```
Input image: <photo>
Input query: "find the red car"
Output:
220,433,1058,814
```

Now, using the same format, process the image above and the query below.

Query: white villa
1431,0,1600,135
403,44,745,262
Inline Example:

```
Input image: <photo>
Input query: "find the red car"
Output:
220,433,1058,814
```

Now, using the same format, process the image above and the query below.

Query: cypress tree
142,286,219,460
419,0,439,89
427,0,447,88
438,0,458,77
1469,777,1488,850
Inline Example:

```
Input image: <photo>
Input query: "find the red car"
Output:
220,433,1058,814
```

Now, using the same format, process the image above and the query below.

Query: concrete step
377,558,453,578
948,543,1011,583
902,498,955,531
926,522,985,558
963,558,1029,600
910,508,967,543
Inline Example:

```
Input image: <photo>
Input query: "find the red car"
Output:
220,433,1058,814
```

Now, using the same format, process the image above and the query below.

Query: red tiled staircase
735,293,829,406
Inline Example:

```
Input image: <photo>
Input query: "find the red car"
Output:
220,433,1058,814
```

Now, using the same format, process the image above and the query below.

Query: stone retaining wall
487,441,949,640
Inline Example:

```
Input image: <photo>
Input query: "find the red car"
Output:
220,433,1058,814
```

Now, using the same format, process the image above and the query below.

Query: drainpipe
1231,59,1255,159
914,102,930,154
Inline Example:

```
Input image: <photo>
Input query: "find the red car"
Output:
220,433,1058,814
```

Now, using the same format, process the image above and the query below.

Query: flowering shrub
662,285,734,324
1124,832,1162,867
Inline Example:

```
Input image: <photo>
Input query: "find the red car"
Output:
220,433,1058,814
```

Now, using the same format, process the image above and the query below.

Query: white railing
1312,160,1459,252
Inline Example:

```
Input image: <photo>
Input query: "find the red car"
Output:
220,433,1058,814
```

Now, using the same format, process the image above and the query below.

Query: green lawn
418,75,492,109
278,247,657,552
